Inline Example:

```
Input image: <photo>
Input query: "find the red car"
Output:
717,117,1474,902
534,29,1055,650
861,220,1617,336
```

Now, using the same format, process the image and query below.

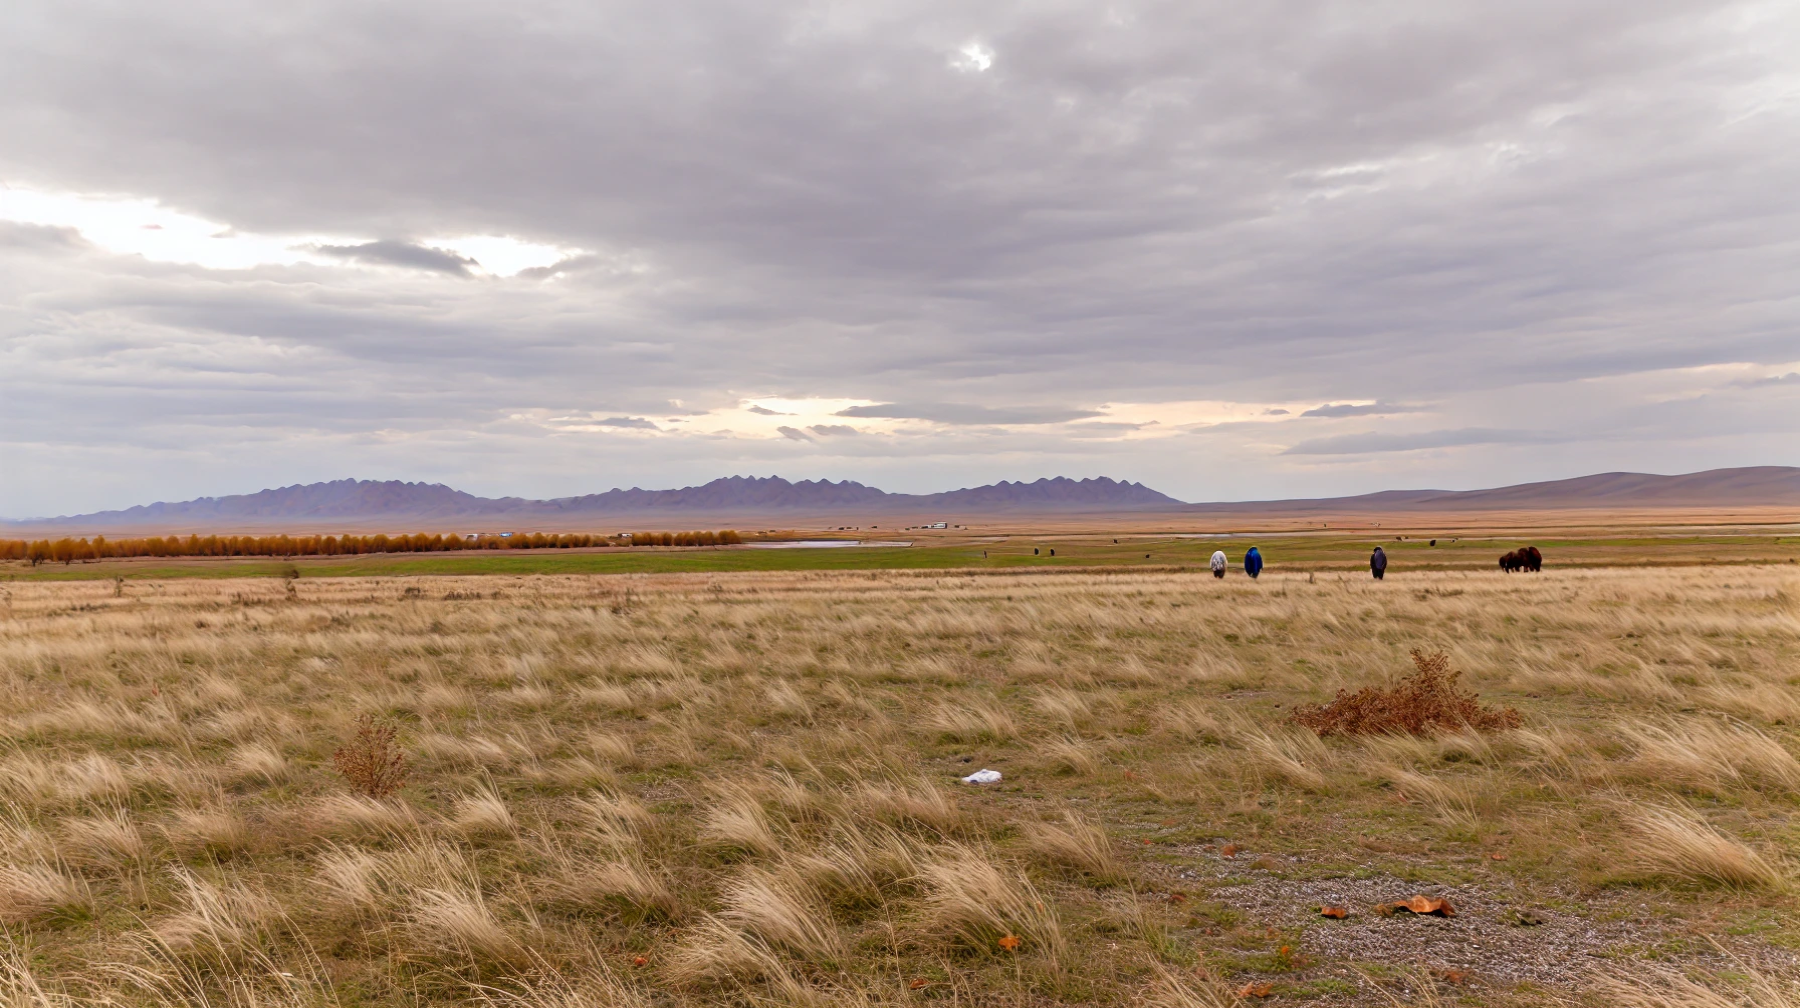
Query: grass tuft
1622,803,1785,889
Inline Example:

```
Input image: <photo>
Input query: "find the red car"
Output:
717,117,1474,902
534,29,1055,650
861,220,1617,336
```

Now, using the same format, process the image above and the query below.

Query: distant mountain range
6,467,1795,533
5,475,1181,530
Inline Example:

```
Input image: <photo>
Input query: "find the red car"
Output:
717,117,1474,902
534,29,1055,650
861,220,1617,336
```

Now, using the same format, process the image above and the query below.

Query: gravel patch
1160,842,1796,995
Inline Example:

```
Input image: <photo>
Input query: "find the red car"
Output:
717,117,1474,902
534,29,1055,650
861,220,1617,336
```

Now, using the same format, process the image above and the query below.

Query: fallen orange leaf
1382,895,1455,917
1489,852,1508,861
1220,843,1241,857
997,934,1022,951
1237,982,1273,998
908,979,930,990
1438,969,1470,984
1411,895,1455,916
632,956,647,966
1320,905,1348,918
1168,891,1188,903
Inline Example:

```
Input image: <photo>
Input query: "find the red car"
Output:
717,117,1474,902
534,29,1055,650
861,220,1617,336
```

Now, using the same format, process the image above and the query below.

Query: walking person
1370,545,1387,580
1244,546,1263,579
1210,550,1227,578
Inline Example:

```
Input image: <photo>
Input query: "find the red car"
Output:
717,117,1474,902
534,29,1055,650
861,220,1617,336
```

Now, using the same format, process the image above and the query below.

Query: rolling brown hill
1180,466,1800,514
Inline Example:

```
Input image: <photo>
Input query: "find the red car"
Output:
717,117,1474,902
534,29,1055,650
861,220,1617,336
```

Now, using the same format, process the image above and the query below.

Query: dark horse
1499,547,1543,572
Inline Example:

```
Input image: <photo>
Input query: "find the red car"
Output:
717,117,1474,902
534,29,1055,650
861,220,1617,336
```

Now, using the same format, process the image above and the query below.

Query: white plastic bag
960,768,1002,784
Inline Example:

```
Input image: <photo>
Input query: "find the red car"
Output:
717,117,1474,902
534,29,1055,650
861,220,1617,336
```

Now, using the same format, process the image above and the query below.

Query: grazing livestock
1499,547,1544,572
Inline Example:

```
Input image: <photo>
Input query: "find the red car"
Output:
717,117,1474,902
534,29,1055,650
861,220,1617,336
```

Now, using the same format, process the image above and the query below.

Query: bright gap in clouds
0,185,578,276
522,396,1344,442
953,42,994,72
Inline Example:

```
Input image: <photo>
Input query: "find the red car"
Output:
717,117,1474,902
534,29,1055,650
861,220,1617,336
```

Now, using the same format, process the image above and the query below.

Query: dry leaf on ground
1376,895,1455,916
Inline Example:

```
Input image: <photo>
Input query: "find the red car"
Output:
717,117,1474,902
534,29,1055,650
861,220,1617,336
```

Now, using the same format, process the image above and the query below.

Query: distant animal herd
1499,546,1543,572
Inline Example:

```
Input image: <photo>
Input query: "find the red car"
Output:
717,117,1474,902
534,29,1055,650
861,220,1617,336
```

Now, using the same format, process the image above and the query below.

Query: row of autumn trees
0,530,744,565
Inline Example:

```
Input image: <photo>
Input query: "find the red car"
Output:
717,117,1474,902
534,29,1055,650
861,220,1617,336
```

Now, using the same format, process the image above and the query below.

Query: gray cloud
310,240,478,275
0,221,89,252
595,416,658,429
808,424,858,436
515,254,606,280
1736,372,1799,389
835,403,1104,425
1,1,1798,515
1300,402,1425,418
747,405,793,416
1281,428,1553,456
776,426,812,441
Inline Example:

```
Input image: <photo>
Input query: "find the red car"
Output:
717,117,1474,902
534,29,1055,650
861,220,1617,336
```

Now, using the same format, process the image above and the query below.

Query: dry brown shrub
332,713,411,798
1291,650,1521,737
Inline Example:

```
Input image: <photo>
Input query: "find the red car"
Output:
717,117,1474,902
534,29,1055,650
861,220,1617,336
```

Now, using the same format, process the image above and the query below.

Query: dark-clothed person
1371,546,1387,580
1244,547,1263,579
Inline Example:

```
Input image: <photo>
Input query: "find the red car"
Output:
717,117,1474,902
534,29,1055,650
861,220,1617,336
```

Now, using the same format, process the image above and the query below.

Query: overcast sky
3,1,1798,516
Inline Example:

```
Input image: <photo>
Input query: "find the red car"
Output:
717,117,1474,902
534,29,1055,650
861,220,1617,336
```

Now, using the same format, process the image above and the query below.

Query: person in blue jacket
1244,547,1263,579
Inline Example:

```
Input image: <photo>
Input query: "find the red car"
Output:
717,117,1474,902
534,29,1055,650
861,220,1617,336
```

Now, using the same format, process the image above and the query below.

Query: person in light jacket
1210,550,1227,578
1370,546,1388,580
1244,546,1263,579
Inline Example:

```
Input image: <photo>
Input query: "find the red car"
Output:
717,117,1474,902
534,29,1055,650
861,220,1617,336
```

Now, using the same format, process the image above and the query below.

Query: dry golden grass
1,564,1798,1005
1621,803,1787,889
1021,811,1127,884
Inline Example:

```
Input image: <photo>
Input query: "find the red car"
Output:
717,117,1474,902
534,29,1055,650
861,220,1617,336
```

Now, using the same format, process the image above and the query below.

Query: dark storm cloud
310,240,478,275
2,0,1798,515
835,403,1104,425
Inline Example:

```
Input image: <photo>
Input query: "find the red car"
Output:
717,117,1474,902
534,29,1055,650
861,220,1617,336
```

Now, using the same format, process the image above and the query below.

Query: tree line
0,529,744,565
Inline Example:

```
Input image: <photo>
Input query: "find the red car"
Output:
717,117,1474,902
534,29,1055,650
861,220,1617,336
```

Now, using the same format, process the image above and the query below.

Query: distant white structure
926,522,947,529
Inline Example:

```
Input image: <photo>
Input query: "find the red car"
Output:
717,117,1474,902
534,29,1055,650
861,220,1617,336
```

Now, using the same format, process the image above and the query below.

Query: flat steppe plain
7,511,1799,581
2,563,1799,1006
